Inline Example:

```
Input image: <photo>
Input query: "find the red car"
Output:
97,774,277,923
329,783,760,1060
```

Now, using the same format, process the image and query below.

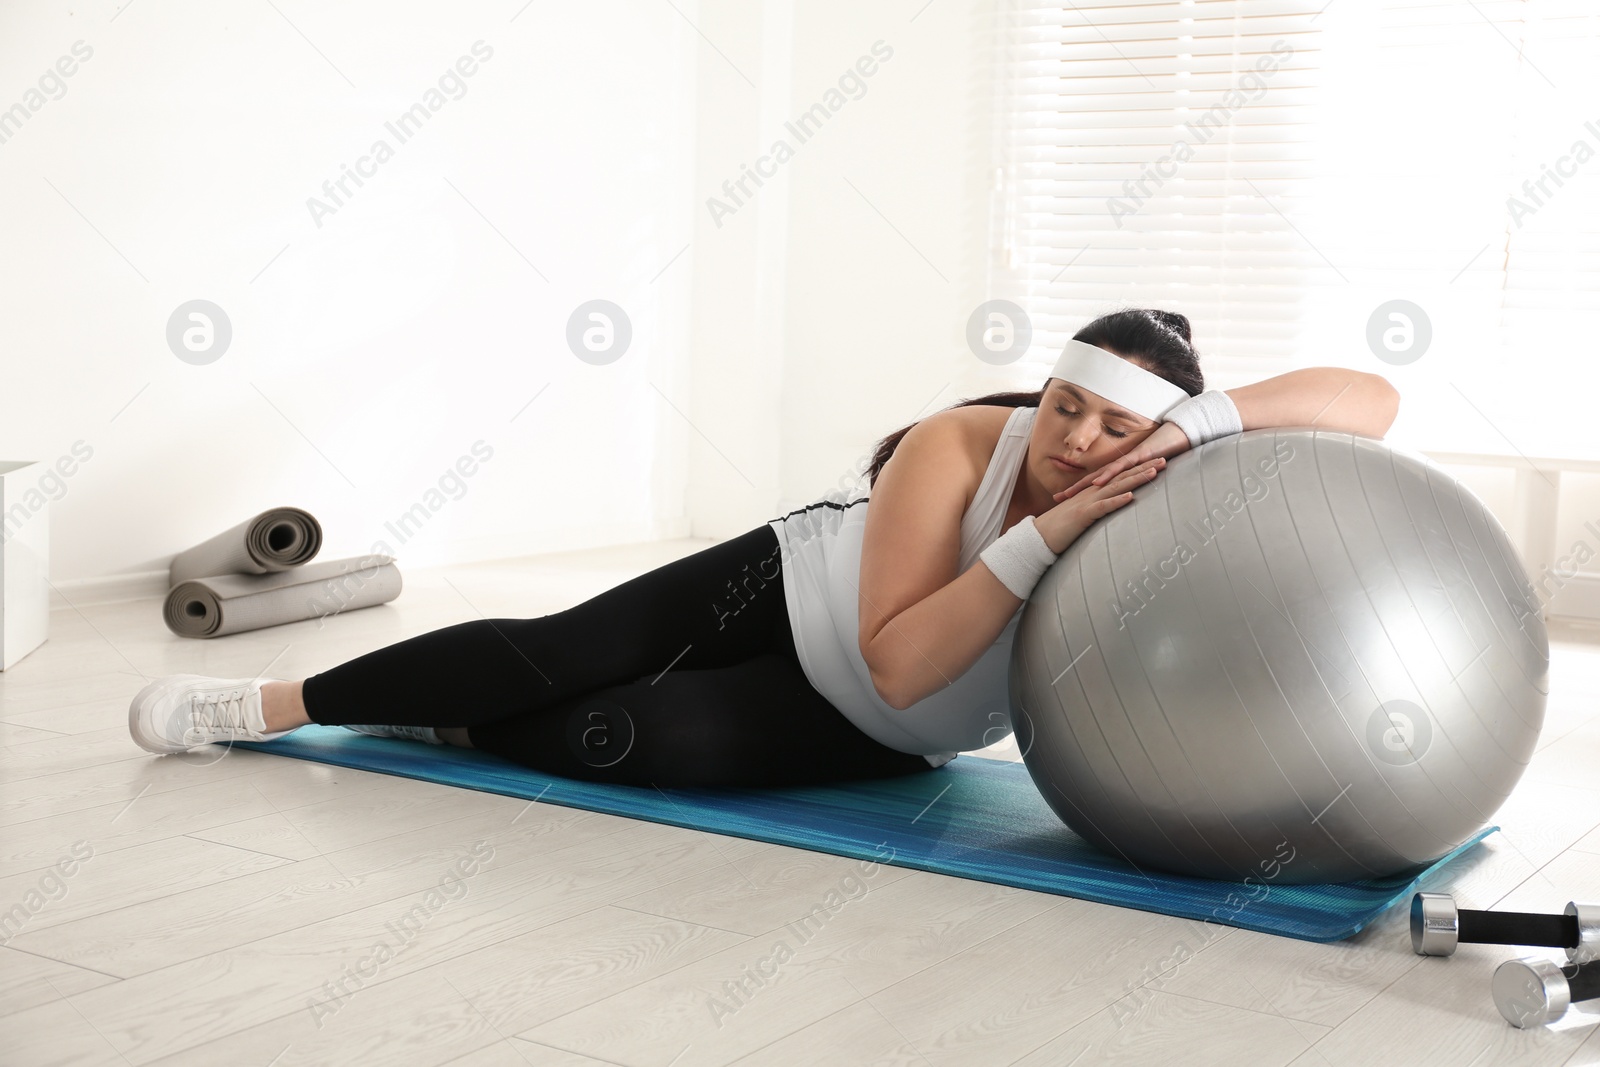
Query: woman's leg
261,680,309,733
282,524,790,732
464,652,937,788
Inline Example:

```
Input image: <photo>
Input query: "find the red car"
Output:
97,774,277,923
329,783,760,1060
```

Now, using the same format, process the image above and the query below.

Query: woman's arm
857,414,1021,711
858,411,1159,711
1074,367,1401,493
1226,367,1400,438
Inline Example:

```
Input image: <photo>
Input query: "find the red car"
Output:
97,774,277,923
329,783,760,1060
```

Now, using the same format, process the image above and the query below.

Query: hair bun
1148,309,1192,344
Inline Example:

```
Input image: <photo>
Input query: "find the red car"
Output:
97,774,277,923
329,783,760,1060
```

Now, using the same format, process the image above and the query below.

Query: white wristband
1163,389,1243,449
978,515,1060,601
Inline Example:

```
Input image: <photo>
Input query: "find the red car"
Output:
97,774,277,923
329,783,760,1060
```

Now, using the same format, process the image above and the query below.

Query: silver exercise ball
1009,429,1548,884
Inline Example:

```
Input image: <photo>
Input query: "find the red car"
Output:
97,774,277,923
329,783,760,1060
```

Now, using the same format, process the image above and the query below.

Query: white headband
1049,338,1188,422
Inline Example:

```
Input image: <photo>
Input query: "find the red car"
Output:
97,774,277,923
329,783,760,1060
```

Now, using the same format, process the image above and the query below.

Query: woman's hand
1034,456,1167,554
1061,421,1191,496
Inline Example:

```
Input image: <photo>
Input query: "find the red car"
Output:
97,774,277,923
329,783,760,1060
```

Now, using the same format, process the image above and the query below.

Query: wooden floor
3,538,1598,1066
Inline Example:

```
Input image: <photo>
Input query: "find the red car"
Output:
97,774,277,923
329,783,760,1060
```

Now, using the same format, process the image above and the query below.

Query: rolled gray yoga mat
163,555,403,638
168,506,323,585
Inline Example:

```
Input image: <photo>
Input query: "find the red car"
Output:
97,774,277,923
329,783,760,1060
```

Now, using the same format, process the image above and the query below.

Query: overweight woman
128,308,1400,787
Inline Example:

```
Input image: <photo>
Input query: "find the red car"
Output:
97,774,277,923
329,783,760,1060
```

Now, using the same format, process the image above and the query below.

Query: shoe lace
190,685,255,738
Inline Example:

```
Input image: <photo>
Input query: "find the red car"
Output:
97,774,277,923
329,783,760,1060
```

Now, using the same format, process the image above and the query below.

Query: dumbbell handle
1412,894,1599,962
1460,909,1580,948
1575,964,1600,1002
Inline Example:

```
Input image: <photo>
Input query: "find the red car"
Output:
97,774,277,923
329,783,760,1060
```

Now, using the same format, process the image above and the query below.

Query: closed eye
1056,403,1129,439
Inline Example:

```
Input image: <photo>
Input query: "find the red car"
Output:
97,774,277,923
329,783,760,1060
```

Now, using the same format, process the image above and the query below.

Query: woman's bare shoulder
930,404,1019,462
902,405,1019,506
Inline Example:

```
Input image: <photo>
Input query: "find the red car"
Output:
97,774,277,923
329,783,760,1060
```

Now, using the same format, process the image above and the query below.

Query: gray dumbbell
1411,893,1599,965
1492,956,1600,1028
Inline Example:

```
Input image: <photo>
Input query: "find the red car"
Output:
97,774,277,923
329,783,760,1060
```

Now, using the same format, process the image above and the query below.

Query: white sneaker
128,674,294,754
341,724,444,745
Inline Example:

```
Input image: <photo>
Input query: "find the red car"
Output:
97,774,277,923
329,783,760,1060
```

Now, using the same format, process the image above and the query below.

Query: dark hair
864,308,1203,488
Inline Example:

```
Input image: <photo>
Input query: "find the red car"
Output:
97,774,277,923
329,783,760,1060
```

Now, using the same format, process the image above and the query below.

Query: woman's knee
549,692,758,786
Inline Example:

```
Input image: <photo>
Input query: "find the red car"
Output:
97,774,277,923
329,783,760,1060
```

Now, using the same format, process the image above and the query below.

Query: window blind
994,0,1331,387
1499,1,1600,386
994,0,1600,447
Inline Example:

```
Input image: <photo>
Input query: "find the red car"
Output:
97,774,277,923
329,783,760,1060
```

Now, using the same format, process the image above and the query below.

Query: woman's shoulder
933,403,1029,463
905,404,1028,509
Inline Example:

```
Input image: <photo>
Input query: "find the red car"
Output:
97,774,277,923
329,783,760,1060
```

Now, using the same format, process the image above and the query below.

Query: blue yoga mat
232,724,1496,943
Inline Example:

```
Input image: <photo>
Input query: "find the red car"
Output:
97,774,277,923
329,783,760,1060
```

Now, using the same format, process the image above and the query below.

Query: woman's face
1034,376,1161,479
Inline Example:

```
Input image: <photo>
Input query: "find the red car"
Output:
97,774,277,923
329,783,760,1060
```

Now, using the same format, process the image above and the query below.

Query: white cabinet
0,461,50,670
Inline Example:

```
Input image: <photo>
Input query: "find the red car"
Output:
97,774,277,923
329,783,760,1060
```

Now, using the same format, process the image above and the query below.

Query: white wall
682,0,793,539
729,0,1014,524
0,0,700,592
9,0,1598,610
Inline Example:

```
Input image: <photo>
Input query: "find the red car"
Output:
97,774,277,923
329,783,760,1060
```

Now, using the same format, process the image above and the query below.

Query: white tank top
766,404,1039,767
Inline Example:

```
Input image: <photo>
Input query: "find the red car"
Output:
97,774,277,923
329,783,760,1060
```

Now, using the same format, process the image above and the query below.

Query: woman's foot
341,724,445,745
128,674,295,754
338,725,473,747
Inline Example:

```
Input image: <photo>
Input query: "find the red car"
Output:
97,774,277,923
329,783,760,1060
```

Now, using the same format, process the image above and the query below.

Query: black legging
300,523,940,788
